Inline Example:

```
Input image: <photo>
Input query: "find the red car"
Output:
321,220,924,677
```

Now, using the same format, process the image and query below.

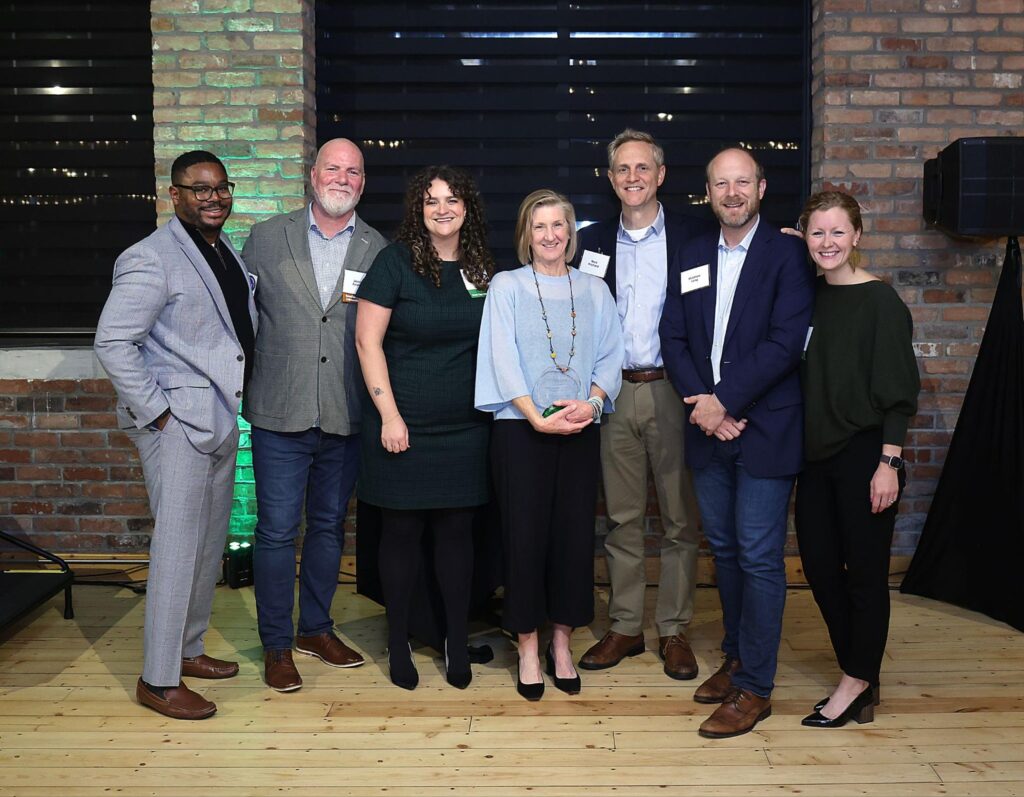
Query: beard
713,196,760,229
314,185,359,218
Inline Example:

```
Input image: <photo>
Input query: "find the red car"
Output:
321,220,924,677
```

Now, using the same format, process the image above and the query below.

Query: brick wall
808,0,1022,552
3,1,1020,556
151,0,316,248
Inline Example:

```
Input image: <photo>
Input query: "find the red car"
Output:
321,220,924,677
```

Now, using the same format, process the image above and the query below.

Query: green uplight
228,406,257,543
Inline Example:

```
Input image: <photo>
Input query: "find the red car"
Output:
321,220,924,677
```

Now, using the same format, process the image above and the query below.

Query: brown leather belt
622,368,665,384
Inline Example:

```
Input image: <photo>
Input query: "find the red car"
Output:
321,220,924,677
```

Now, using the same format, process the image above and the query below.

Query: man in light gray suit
95,150,257,720
241,138,387,691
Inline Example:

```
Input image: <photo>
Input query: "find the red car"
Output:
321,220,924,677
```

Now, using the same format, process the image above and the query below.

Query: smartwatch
880,454,905,470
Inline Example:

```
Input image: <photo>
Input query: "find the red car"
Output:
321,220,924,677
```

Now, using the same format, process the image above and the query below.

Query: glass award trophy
532,367,581,417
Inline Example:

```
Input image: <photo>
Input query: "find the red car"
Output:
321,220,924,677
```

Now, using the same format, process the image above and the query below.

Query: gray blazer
94,216,258,454
241,207,387,435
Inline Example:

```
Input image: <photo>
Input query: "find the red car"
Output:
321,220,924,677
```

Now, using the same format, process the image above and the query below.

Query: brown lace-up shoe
264,649,303,692
295,631,365,668
136,678,216,720
181,654,239,679
578,631,646,671
693,656,742,703
698,687,772,738
658,633,698,680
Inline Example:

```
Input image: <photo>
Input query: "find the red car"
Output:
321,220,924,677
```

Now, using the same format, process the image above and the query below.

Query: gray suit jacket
241,207,387,435
94,216,258,454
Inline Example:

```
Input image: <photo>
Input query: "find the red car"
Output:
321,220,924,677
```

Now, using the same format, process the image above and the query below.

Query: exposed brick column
808,0,1023,552
150,0,316,248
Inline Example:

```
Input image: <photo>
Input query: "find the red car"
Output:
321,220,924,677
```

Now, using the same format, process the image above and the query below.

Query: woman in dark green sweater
795,191,920,728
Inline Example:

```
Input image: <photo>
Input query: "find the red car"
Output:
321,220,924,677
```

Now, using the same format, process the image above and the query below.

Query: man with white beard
241,138,387,692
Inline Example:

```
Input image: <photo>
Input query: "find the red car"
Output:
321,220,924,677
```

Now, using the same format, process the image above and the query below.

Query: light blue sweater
475,265,624,421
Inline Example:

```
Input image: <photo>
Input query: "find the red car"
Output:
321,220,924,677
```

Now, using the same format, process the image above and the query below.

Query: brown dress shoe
698,687,771,738
136,678,216,720
578,631,646,671
693,656,742,703
295,631,365,668
181,654,239,679
658,633,698,681
265,649,303,692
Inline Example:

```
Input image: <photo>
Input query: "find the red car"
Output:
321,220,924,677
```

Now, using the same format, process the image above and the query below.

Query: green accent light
228,405,257,543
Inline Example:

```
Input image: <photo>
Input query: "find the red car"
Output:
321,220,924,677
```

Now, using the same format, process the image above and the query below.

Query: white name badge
804,326,814,352
341,269,365,303
461,269,486,299
579,250,610,279
680,264,710,294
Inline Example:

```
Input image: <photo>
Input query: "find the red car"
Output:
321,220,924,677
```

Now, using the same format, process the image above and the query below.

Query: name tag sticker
804,326,814,352
461,270,487,299
579,250,610,279
680,264,710,294
247,272,258,293
341,269,364,303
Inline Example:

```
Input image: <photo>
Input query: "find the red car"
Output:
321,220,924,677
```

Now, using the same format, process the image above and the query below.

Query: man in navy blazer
573,130,710,681
660,147,814,738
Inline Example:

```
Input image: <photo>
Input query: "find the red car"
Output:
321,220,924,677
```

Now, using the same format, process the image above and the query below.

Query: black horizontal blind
316,0,809,268
0,2,155,338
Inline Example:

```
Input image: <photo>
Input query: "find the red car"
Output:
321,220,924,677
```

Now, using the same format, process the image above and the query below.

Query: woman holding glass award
475,189,623,701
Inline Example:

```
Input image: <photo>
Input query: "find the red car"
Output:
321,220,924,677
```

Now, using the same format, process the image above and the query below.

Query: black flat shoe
516,657,544,701
545,644,581,695
802,686,874,727
444,640,472,690
814,684,880,711
388,643,418,691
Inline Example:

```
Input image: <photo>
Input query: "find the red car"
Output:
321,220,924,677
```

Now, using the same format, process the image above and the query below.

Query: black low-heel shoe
814,684,881,712
444,640,472,690
388,643,419,691
545,645,581,695
516,658,544,701
802,686,875,728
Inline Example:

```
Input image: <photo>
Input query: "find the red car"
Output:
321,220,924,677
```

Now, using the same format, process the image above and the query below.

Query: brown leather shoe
264,649,303,692
698,687,771,738
136,678,216,720
578,631,646,671
659,633,698,681
693,656,742,703
295,631,365,668
181,654,239,680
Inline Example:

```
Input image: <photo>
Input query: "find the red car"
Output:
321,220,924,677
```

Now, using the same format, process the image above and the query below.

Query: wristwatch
880,454,905,470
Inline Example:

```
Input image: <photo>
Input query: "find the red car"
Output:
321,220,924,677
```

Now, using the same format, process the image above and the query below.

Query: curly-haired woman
355,166,495,691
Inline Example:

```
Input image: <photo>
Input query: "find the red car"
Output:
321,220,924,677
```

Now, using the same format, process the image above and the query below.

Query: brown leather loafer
698,687,771,738
295,631,365,668
265,649,303,692
181,654,239,680
578,631,645,671
693,656,742,703
136,678,216,720
659,633,698,681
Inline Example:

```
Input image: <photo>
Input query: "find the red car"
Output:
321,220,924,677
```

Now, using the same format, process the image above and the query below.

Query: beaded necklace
531,263,577,373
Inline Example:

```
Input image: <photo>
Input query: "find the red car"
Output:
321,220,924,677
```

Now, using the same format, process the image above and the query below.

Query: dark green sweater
801,276,920,462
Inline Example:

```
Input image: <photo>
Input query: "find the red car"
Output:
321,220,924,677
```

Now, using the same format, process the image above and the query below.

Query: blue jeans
691,439,794,697
252,426,359,650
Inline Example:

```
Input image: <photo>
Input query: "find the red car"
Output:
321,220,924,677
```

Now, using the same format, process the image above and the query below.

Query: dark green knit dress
356,243,490,509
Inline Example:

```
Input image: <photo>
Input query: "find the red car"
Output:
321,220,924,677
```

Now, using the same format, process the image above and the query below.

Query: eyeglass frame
171,182,236,201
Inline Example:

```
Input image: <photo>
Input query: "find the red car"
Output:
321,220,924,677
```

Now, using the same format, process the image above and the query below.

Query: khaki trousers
600,378,701,637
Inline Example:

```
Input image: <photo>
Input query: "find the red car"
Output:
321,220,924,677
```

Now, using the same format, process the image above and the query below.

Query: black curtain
901,237,1024,631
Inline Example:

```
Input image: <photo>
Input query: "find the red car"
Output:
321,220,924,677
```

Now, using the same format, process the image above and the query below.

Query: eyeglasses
172,182,235,201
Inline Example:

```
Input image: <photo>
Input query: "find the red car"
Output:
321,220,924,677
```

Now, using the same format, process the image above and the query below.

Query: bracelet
587,396,603,421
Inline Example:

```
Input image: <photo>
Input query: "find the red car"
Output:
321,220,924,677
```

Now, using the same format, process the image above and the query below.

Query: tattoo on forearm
373,387,383,396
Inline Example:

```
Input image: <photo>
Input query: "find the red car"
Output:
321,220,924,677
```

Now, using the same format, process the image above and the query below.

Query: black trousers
795,429,906,684
491,420,600,634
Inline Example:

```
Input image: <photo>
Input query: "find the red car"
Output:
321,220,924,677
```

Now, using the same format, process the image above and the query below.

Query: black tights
379,507,475,672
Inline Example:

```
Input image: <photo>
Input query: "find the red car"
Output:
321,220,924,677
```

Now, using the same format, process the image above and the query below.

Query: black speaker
923,136,1024,236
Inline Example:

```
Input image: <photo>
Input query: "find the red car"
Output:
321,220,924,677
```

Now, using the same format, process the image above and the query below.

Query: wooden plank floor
2,577,1024,797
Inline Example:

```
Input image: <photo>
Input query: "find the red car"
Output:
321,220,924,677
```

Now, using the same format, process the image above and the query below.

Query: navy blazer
574,209,715,300
659,221,814,478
